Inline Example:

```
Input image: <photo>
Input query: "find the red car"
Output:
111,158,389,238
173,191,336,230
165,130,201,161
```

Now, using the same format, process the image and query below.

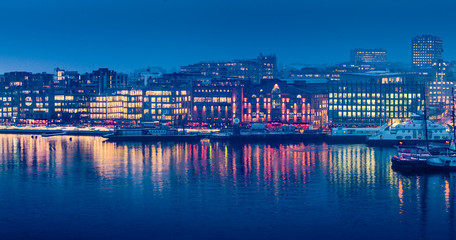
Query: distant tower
412,35,443,71
257,54,277,81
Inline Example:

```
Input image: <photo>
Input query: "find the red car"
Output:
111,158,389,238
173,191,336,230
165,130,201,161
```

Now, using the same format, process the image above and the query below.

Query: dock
0,126,113,136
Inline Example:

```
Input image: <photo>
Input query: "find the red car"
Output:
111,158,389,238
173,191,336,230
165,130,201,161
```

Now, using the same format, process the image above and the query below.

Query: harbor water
0,135,455,239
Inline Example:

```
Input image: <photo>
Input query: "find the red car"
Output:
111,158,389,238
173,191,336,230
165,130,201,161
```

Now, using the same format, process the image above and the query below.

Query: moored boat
426,152,456,171
367,113,451,147
391,145,433,172
208,126,325,142
425,87,456,171
103,124,201,142
328,126,379,143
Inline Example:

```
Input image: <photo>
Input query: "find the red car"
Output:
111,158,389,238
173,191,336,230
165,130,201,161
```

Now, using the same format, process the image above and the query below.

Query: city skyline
1,0,456,73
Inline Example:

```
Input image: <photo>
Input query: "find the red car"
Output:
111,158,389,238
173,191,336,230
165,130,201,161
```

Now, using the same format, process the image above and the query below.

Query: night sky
0,0,455,73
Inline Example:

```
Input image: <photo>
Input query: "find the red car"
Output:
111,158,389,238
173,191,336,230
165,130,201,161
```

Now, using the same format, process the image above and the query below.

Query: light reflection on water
0,135,455,240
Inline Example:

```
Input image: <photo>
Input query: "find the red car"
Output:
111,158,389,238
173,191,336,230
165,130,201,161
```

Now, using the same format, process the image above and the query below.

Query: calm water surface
0,135,455,240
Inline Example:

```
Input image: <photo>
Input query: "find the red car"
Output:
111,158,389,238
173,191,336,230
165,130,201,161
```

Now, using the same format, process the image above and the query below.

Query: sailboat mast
423,88,429,150
452,88,455,143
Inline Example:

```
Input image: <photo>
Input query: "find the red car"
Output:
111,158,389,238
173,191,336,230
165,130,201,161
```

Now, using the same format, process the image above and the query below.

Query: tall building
428,60,454,108
412,35,443,71
257,54,277,80
329,72,426,126
350,49,387,64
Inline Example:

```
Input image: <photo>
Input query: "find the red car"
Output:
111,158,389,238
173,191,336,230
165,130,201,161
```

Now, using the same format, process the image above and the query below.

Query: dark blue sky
0,0,455,73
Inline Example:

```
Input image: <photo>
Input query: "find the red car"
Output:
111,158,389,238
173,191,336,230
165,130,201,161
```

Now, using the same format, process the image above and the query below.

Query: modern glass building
412,35,443,71
329,72,427,126
143,88,191,124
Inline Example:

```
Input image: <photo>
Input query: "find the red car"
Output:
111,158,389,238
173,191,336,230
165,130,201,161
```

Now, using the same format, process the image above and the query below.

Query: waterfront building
88,90,143,125
329,72,427,126
313,92,329,128
350,49,387,64
0,72,31,121
191,79,243,126
142,86,191,124
17,89,54,123
54,90,90,123
0,65,327,127
0,72,54,123
0,91,15,121
242,79,328,128
412,35,443,71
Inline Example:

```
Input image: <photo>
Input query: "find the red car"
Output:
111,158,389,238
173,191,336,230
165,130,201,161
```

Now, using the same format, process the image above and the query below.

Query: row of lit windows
330,105,409,111
145,91,172,96
193,97,232,103
143,97,170,103
31,108,49,113
55,95,74,101
90,108,106,113
144,108,187,115
331,99,414,105
194,89,231,93
329,93,420,98
89,113,142,120
334,112,409,118
55,109,84,113
117,90,143,96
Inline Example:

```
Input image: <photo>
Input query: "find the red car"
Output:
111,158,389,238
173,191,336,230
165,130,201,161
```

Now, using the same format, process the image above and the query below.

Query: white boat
427,151,456,171
329,126,379,142
367,113,451,146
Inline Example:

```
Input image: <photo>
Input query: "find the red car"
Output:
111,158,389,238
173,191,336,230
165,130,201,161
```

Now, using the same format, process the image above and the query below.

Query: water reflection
1,135,456,239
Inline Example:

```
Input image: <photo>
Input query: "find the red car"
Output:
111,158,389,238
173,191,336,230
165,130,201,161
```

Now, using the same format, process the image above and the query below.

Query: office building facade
412,35,443,71
329,72,426,126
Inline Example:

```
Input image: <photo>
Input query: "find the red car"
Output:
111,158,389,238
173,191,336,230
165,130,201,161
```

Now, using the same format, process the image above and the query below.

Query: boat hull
104,135,202,142
426,164,456,171
327,135,368,143
391,156,428,172
426,156,456,171
42,132,67,137
210,133,326,142
368,139,449,147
